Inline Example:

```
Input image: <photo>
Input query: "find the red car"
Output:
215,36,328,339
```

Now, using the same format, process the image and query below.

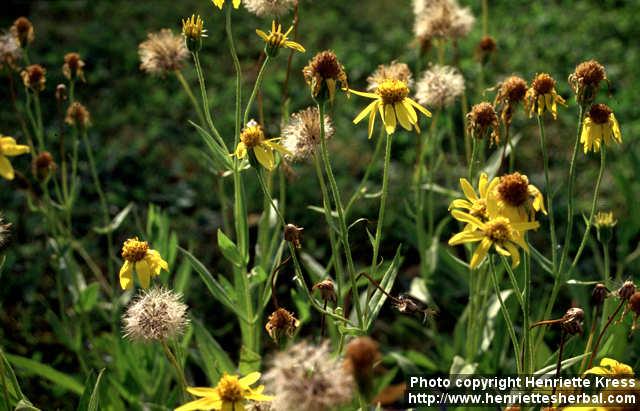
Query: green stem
490,256,522,373
225,4,242,147
175,70,206,127
587,299,625,369
161,341,189,400
537,116,558,270
344,127,385,217
243,56,270,126
370,133,393,279
192,52,226,150
603,245,610,281
468,137,478,181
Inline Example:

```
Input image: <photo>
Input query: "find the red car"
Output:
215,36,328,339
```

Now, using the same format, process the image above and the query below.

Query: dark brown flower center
573,60,606,86
497,172,530,207
501,76,527,102
588,103,612,124
470,102,497,126
532,73,555,95
310,51,342,80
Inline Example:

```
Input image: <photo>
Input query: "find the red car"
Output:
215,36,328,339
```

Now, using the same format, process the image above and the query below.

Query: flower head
123,287,188,342
138,29,189,76
580,103,622,153
244,0,295,17
0,33,22,71
493,172,546,223
282,107,333,162
256,21,305,57
495,76,528,128
10,17,34,48
0,135,30,181
569,60,607,105
466,102,499,144
65,102,91,129
367,61,414,92
524,73,566,119
415,64,465,109
182,14,207,52
352,79,431,138
264,341,354,411
32,151,56,181
62,52,85,82
234,120,290,170
302,50,348,104
21,64,46,92
585,358,634,377
265,307,300,342
413,0,474,42
312,279,337,303
119,237,169,290
177,372,273,411
344,337,381,383
449,193,539,268
449,172,495,223
476,35,497,62
213,0,241,9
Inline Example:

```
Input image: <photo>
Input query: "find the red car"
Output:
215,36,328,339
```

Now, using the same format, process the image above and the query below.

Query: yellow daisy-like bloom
212,0,240,10
585,358,634,377
449,196,539,268
175,372,274,411
524,73,566,119
234,120,290,171
449,172,495,224
493,172,546,223
0,135,30,180
580,103,622,154
256,21,305,57
182,14,207,40
119,237,169,290
351,79,431,138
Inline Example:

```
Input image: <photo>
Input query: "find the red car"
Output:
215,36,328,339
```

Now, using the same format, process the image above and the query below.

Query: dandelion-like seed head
415,64,465,108
449,4,475,39
618,281,636,301
123,287,189,342
376,79,410,105
121,237,150,263
11,17,34,48
265,307,300,342
303,50,348,103
21,64,46,92
0,33,22,71
484,217,513,243
367,61,413,91
241,120,266,149
588,103,612,125
467,102,499,143
282,107,333,162
264,341,354,411
497,173,530,207
62,52,85,82
244,0,295,17
65,102,91,129
532,73,556,95
138,29,189,76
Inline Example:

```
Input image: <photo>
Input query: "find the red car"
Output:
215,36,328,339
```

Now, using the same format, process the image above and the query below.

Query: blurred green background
2,0,640,406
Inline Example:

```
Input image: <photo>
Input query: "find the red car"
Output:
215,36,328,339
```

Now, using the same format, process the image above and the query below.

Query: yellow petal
233,0,240,8
239,372,261,387
383,104,396,135
610,114,623,143
186,387,220,397
255,30,269,42
136,260,152,289
449,199,473,210
0,143,30,156
175,397,220,411
119,261,133,290
348,89,378,99
212,0,224,9
451,210,484,228
284,41,305,53
234,142,247,159
0,156,15,180
245,392,275,401
407,98,432,117
504,242,521,268
253,145,275,170
459,178,478,201
401,99,418,123
394,102,412,131
470,237,492,268
448,230,484,245
367,103,378,139
353,100,377,124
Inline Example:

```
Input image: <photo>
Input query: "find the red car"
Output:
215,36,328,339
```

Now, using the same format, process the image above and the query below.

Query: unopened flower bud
594,211,616,244
265,307,299,343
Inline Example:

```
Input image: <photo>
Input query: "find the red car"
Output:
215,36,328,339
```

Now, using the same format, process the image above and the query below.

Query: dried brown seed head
618,281,636,300
65,102,91,129
312,279,337,303
283,224,304,249
21,64,46,91
63,52,86,81
265,308,300,342
532,73,556,95
561,307,584,335
591,283,609,307
11,17,34,47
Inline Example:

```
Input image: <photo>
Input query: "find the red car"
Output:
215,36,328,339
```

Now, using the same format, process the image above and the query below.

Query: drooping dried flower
283,223,304,248
55,84,67,102
415,64,465,108
123,287,189,342
264,341,354,411
466,102,499,144
282,107,334,162
10,17,34,48
62,52,85,82
476,35,497,62
367,61,414,91
312,279,337,304
138,29,189,76
569,60,607,105
265,307,300,342
243,0,295,17
21,64,46,92
65,102,91,129
32,151,56,181
344,336,381,382
0,33,21,71
618,281,636,301
302,50,348,104
524,73,566,119
495,76,528,128
591,283,609,307
561,307,584,335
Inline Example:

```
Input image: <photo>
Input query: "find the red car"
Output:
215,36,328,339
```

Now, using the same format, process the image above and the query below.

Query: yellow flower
580,103,622,153
493,172,546,223
351,79,431,138
212,0,240,10
256,21,305,57
449,172,497,224
449,196,539,268
182,14,207,40
234,120,290,171
594,211,617,229
119,237,168,290
524,73,566,119
0,135,30,180
585,358,634,377
175,372,274,411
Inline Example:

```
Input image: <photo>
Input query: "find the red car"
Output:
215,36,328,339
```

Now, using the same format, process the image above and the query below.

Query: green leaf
529,243,553,275
77,368,105,411
6,354,84,395
217,229,245,268
93,202,134,234
365,246,403,330
0,349,29,409
14,400,41,411
189,121,233,171
192,319,235,383
534,353,590,375
76,282,100,313
238,346,261,375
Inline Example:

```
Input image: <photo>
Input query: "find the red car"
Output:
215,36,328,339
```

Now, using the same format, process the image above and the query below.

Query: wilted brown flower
592,283,609,307
561,307,584,335
466,102,499,144
344,336,382,395
629,292,640,331
123,287,189,342
264,341,354,411
495,76,527,128
302,50,348,103
138,29,189,76
525,73,566,119
265,308,299,342
476,35,497,62
618,281,636,301
62,52,86,82
367,61,413,91
283,224,304,248
55,84,67,102
32,151,56,181
0,33,21,71
10,17,34,48
569,60,607,105
312,279,337,304
244,0,295,17
65,102,91,129
21,64,46,92
282,107,333,162
415,64,465,108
